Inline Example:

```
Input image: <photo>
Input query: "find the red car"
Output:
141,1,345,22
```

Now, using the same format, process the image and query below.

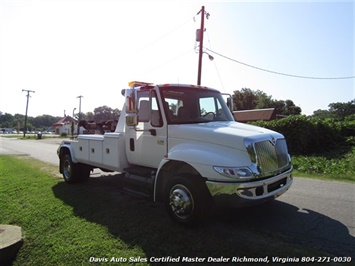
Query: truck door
126,89,167,168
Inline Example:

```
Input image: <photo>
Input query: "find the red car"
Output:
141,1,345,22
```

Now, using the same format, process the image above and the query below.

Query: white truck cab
58,81,293,224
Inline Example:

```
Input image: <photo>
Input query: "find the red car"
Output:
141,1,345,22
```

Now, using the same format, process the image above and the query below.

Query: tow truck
57,81,293,224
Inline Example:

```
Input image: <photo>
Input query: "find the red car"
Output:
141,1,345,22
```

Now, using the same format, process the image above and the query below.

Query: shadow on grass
52,174,354,259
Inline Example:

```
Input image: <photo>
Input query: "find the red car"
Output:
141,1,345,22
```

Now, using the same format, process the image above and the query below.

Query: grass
0,155,342,265
292,146,355,183
0,156,145,265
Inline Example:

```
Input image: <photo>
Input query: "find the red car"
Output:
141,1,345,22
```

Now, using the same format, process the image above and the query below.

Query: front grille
254,138,290,176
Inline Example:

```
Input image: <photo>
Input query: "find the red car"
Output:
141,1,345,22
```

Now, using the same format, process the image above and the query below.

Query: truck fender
153,142,251,202
58,143,78,173
154,158,202,202
58,143,78,162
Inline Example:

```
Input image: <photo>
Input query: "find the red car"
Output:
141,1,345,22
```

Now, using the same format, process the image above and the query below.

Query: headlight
213,166,254,180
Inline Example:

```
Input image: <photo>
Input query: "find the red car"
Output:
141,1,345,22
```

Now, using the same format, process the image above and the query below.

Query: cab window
137,90,163,127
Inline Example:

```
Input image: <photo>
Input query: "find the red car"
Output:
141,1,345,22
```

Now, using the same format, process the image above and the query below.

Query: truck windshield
160,86,234,124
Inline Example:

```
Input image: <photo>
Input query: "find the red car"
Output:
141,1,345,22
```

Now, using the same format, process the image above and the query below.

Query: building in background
233,108,282,123
52,116,78,135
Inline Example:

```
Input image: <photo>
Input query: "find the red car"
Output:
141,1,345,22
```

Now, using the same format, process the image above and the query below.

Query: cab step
123,165,157,195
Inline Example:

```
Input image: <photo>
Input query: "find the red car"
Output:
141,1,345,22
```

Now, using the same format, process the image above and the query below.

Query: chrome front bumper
206,167,293,207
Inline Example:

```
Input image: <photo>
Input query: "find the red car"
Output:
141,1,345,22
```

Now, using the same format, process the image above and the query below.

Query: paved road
213,176,354,258
234,178,355,257
1,136,354,257
0,136,62,165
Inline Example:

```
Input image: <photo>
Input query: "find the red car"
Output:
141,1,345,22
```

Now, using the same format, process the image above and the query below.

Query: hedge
250,115,355,155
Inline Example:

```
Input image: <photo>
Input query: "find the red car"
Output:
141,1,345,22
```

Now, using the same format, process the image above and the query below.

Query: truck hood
168,121,283,150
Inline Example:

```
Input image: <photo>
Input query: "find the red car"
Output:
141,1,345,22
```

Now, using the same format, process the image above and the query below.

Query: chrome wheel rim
63,160,71,179
169,184,194,220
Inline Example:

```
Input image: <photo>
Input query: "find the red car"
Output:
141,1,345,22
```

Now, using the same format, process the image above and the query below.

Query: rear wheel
61,154,90,183
165,175,211,225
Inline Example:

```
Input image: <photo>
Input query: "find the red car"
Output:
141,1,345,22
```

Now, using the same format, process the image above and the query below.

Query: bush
60,132,68,137
292,147,355,181
251,115,346,155
338,119,355,139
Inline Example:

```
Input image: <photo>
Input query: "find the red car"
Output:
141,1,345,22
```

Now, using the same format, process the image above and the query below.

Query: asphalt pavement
1,135,354,257
0,135,62,164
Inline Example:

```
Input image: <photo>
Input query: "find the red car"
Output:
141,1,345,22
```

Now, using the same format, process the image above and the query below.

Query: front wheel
165,175,211,225
61,154,90,183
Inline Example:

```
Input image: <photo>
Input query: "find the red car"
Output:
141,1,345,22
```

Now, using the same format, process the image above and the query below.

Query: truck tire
165,175,210,225
61,154,90,183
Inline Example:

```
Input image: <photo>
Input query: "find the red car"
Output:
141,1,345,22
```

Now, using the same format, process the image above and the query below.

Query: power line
206,30,225,91
131,18,192,57
137,48,194,76
205,48,355,80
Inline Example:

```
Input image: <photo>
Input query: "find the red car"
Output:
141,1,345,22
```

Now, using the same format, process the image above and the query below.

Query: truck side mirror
222,93,234,113
227,97,234,113
125,89,138,126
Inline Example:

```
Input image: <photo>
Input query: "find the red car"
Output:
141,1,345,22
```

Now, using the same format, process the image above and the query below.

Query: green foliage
70,121,75,137
312,109,333,120
93,105,120,122
232,88,259,110
292,147,355,183
312,99,355,120
0,156,145,265
85,111,95,121
232,88,302,115
0,113,14,128
0,113,61,131
251,115,353,155
251,114,355,181
329,99,355,120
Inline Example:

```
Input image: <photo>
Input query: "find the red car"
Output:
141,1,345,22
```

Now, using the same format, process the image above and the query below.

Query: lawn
0,156,146,265
0,155,334,265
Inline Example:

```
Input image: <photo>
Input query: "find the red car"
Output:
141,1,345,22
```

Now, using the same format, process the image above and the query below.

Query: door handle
149,129,157,136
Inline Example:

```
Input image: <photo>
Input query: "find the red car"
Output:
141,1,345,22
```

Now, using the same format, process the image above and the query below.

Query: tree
268,99,285,113
312,109,333,119
85,112,95,121
312,99,355,120
71,121,75,137
0,113,14,128
281,100,302,115
255,91,273,109
75,112,86,121
232,88,302,115
232,88,258,110
31,115,61,129
112,108,120,119
93,106,120,122
328,100,355,120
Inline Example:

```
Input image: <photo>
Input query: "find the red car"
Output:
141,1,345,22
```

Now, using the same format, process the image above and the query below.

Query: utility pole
22,89,35,138
77,95,83,135
196,6,209,85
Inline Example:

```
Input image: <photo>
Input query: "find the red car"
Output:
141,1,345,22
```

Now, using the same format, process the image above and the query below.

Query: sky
0,0,354,117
